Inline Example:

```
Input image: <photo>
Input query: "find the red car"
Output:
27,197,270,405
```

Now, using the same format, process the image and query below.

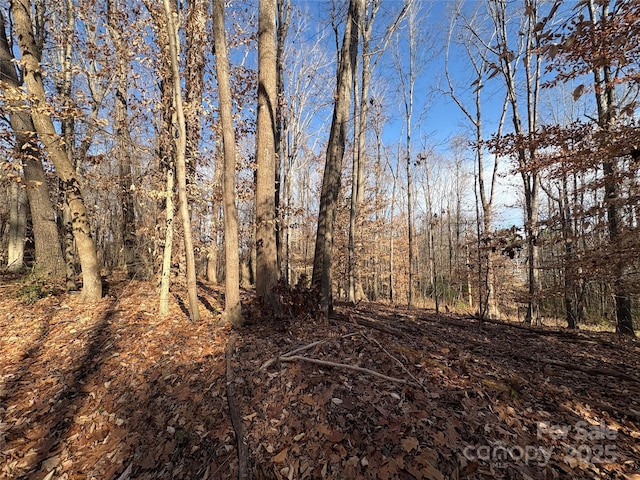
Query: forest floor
1,273,639,480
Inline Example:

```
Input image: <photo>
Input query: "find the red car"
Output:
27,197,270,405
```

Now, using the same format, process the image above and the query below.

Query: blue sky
287,0,529,226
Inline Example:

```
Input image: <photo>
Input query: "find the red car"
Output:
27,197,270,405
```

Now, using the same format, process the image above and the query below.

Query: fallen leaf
401,436,419,452
273,447,289,463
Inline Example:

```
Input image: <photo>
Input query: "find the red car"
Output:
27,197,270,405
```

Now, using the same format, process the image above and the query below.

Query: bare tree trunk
213,0,244,326
275,0,290,279
0,10,64,277
557,175,578,329
256,0,280,306
7,182,26,272
107,0,138,278
312,0,363,318
389,155,399,304
445,2,504,318
348,2,379,305
185,0,207,188
424,165,438,313
347,66,360,303
12,0,102,300
400,9,417,308
159,165,175,316
58,0,80,291
489,0,539,324
163,0,200,322
207,155,224,284
587,0,633,336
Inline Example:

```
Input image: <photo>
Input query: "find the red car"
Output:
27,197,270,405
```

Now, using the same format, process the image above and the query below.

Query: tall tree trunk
424,165,438,313
207,155,224,284
159,164,175,316
559,175,578,329
275,0,290,278
402,10,416,308
59,0,79,290
213,0,244,326
445,2,504,319
107,0,138,278
347,3,375,304
163,0,200,322
11,0,102,300
0,10,64,277
312,0,363,318
7,182,27,272
389,154,400,304
587,0,634,336
256,0,280,306
185,0,207,188
489,0,539,324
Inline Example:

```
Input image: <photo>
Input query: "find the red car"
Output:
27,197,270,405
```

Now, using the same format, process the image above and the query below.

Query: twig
362,333,425,390
537,357,640,384
278,355,420,387
331,311,407,337
115,464,132,480
225,334,249,480
258,333,359,371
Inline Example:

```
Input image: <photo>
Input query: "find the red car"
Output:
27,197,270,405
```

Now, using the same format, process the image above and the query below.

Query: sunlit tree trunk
275,0,290,279
400,10,417,308
185,0,207,188
0,11,64,277
489,0,540,324
213,0,244,326
159,164,175,316
207,154,224,284
163,0,200,322
586,0,633,335
107,0,138,278
256,0,280,306
12,0,102,300
312,0,363,318
7,182,27,272
348,1,381,304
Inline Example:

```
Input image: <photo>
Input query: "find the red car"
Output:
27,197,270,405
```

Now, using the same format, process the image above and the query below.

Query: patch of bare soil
1,274,639,479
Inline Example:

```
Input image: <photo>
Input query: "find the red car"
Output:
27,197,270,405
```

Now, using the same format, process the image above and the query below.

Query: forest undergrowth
1,273,639,479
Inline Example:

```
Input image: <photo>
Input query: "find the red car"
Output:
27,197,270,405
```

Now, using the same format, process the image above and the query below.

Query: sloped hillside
1,274,639,479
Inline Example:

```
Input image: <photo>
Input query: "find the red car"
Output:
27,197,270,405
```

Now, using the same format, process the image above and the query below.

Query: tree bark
163,0,200,322
312,0,363,318
11,0,102,300
348,2,377,305
489,0,539,324
274,0,290,279
7,181,27,272
212,0,244,326
587,0,634,336
185,0,207,188
255,0,280,305
0,10,64,277
207,155,224,284
107,0,138,278
159,164,175,317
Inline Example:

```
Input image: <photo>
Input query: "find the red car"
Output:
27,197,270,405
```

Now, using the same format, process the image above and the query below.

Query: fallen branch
258,333,359,371
363,333,425,390
225,334,249,480
278,355,420,387
331,311,406,337
582,399,640,421
538,357,640,384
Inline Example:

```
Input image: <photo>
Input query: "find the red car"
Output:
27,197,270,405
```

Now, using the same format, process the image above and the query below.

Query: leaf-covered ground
1,273,639,479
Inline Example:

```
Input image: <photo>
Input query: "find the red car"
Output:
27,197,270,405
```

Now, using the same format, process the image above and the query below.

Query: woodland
0,0,640,479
